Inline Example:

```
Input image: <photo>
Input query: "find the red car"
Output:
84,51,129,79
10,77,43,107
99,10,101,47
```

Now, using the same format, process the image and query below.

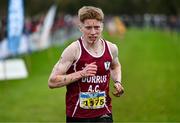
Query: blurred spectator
105,16,126,39
168,15,178,31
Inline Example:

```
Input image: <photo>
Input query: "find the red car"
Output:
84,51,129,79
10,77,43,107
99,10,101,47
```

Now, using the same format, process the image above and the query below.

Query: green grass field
0,28,180,122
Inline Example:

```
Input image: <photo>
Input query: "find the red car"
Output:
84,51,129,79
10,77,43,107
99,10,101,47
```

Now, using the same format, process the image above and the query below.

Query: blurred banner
0,59,28,80
39,5,57,50
7,0,24,56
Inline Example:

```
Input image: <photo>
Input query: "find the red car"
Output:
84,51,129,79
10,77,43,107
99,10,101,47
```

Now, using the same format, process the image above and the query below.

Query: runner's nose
90,28,96,34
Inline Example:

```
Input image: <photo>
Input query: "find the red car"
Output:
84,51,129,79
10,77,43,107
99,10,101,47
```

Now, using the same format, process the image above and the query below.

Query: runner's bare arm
48,42,97,89
110,44,122,83
109,43,124,96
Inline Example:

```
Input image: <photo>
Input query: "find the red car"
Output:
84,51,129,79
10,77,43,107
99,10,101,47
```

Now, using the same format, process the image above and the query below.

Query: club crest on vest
104,61,110,70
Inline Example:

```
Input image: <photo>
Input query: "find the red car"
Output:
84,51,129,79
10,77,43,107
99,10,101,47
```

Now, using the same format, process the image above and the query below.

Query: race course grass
0,28,180,122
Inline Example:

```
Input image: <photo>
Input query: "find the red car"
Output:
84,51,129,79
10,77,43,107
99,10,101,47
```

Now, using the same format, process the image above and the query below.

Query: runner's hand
112,82,124,97
80,62,97,77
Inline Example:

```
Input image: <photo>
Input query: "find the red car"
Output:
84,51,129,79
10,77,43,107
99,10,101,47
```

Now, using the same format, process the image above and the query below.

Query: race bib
79,91,106,109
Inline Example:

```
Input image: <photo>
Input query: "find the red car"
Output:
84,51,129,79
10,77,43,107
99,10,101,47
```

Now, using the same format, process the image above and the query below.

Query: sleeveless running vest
66,37,113,118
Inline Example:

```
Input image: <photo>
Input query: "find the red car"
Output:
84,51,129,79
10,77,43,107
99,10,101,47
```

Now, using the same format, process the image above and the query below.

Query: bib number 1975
79,91,106,109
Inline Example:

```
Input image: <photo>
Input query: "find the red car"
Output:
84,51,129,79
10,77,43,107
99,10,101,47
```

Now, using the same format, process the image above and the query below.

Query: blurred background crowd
0,0,180,59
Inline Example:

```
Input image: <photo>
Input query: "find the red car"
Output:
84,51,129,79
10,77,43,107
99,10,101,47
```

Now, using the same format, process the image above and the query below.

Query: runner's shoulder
64,40,80,60
104,40,118,53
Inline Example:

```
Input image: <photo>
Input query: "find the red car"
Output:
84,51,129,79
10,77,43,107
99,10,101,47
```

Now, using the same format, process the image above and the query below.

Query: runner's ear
78,23,83,32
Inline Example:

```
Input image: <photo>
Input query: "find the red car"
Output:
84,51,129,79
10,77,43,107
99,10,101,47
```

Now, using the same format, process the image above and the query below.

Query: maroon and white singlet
66,37,113,118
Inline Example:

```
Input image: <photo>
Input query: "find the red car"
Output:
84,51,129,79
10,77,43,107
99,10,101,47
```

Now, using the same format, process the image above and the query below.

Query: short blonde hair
78,6,104,23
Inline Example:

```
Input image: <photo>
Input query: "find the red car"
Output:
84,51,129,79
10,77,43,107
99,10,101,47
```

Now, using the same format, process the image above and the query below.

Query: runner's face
80,19,103,44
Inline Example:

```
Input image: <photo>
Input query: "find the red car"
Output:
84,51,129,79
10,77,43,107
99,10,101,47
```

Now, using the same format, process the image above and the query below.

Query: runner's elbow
48,77,64,88
48,81,54,89
48,77,56,89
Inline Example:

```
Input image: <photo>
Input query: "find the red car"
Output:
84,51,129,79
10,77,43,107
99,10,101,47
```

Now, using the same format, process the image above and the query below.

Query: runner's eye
85,26,92,30
94,26,100,30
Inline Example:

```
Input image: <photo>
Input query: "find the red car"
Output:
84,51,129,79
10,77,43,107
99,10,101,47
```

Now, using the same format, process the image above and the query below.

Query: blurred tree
25,0,55,16
0,0,180,16
147,0,180,15
0,0,7,16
